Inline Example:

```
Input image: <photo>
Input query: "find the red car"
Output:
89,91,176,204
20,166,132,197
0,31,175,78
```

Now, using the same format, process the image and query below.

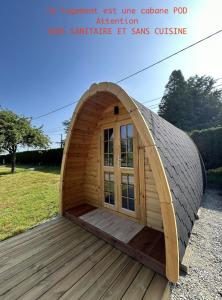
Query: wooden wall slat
144,148,163,231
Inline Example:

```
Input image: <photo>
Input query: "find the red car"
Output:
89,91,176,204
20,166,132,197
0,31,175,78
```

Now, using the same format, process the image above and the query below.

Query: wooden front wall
62,92,163,231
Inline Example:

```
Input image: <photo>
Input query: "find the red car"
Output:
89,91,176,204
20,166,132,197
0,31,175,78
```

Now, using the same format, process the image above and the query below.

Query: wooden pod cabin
60,82,205,283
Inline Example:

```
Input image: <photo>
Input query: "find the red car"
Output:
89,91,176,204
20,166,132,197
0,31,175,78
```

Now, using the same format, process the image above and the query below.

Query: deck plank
37,243,113,300
0,225,80,274
79,254,131,300
0,221,75,259
0,217,169,300
143,273,169,300
0,230,92,294
100,259,142,299
59,248,121,299
122,266,154,300
1,237,102,300
0,217,66,252
0,227,86,284
15,241,109,300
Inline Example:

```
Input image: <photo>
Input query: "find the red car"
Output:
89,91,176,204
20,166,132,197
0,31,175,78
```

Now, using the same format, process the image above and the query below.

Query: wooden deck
0,217,169,300
66,204,166,276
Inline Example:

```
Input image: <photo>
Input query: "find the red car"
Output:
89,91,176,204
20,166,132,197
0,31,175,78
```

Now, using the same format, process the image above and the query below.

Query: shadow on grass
0,165,61,176
0,165,31,176
35,165,61,175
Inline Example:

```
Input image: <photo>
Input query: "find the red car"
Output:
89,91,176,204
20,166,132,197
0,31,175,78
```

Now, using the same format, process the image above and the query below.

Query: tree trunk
11,152,16,174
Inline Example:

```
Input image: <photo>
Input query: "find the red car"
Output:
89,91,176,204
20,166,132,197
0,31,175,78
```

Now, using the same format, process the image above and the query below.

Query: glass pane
104,172,109,181
122,197,128,209
108,128,114,140
104,154,109,166
128,175,134,185
122,184,128,197
121,153,127,167
106,182,111,192
105,192,110,203
104,172,115,205
104,181,109,191
104,129,109,141
121,174,128,184
127,153,133,168
109,173,114,182
129,198,135,211
120,125,127,139
121,139,127,153
109,141,113,154
109,182,114,193
127,124,133,138
128,185,134,199
110,193,115,205
104,142,108,154
109,154,113,166
127,138,133,152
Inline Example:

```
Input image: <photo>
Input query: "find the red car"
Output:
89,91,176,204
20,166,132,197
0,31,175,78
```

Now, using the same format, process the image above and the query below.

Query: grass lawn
0,165,60,241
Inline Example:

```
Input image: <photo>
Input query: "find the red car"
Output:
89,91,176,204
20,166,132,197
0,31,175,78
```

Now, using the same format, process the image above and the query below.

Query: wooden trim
60,82,179,283
180,243,192,274
100,123,117,211
117,119,138,220
97,130,102,207
138,140,146,225
115,120,121,213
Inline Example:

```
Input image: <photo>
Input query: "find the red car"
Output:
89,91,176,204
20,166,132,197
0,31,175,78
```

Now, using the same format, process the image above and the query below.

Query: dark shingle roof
134,100,204,261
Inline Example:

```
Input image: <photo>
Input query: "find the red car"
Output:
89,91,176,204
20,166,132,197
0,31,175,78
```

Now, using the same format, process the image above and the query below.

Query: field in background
0,165,60,241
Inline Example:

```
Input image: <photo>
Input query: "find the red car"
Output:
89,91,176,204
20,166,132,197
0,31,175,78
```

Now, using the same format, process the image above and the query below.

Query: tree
186,75,222,130
158,71,222,131
63,119,71,134
159,70,190,129
0,110,50,173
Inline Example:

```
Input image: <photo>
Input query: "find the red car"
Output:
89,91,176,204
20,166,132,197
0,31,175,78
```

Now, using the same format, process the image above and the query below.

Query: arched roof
61,82,204,283
135,100,204,261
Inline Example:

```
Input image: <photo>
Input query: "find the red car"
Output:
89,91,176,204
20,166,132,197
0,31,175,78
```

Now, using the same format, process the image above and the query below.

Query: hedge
190,127,222,170
0,148,63,166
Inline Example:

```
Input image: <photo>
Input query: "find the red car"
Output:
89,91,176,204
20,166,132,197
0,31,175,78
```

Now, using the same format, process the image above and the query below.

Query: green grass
0,165,60,241
207,167,222,189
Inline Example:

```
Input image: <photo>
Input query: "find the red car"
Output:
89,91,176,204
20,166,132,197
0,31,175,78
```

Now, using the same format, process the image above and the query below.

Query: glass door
102,127,116,210
101,122,138,218
118,123,137,217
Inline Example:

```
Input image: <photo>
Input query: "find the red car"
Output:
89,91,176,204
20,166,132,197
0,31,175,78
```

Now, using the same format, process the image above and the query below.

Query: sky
0,0,222,149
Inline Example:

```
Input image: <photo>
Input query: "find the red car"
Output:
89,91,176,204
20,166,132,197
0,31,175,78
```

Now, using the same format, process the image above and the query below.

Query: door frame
100,119,141,220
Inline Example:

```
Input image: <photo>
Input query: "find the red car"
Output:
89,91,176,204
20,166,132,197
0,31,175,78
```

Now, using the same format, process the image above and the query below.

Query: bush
0,148,63,166
207,167,222,188
190,127,222,170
